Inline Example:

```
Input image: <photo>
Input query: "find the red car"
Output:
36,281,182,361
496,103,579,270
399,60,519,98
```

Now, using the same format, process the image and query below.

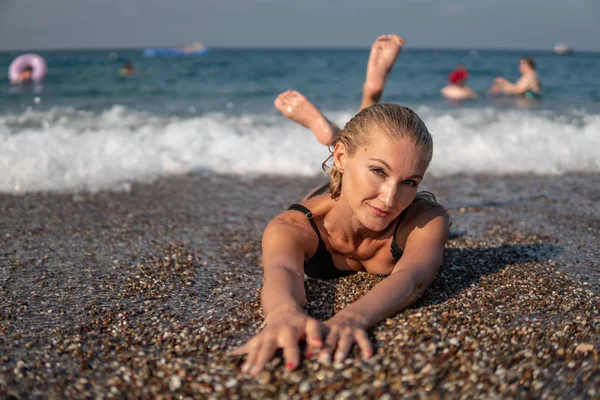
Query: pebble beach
1,172,599,399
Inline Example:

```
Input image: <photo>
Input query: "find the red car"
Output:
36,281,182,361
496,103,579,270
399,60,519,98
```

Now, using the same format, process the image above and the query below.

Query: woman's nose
380,182,397,208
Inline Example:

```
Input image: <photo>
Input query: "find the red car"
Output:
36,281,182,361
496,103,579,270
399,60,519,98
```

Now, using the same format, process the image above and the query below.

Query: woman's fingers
319,327,339,363
241,340,262,374
230,341,251,356
236,318,373,375
249,336,279,376
320,326,373,363
354,329,373,359
279,328,301,371
333,328,354,362
304,319,323,357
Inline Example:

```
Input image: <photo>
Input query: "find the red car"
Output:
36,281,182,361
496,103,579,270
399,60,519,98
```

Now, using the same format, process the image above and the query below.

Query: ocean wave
1,105,599,193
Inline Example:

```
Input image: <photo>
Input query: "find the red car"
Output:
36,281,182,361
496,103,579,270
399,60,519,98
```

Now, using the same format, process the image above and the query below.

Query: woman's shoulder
295,194,332,217
398,195,449,233
391,197,449,257
263,199,329,256
271,195,329,231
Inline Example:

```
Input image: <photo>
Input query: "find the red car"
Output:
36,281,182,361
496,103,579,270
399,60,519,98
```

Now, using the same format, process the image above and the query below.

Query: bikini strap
287,204,324,241
391,209,408,260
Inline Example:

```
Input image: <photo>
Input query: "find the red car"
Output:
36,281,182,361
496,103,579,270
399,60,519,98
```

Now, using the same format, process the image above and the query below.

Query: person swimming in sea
441,65,477,101
16,66,34,84
232,34,450,376
119,62,136,76
489,57,541,100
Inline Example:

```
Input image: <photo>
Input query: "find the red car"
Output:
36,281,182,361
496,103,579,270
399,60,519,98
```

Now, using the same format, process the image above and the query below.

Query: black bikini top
287,203,405,280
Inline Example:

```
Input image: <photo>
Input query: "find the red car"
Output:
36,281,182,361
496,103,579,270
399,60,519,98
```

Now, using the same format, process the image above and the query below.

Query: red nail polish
286,362,294,370
306,352,313,358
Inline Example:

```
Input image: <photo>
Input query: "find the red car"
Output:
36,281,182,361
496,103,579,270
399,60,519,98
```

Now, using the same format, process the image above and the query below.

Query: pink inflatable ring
8,53,47,83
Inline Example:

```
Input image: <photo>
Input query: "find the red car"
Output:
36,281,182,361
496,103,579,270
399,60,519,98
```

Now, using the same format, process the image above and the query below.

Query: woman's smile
367,203,391,218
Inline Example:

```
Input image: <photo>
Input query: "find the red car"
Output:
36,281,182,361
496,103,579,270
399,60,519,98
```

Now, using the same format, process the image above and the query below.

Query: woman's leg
274,90,340,146
360,34,405,110
274,34,405,146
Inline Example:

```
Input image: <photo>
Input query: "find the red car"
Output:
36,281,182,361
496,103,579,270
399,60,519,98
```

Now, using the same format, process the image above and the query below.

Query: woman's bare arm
318,207,449,362
233,215,324,374
260,218,313,316
498,76,531,95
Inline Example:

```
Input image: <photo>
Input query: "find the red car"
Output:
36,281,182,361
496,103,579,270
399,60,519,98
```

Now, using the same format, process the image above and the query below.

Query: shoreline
1,172,598,398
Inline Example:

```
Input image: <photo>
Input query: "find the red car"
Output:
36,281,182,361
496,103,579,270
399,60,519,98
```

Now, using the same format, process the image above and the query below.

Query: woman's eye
371,168,385,176
404,180,417,187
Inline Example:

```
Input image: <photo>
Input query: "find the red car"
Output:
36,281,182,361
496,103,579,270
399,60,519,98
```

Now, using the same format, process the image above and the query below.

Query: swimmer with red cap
441,65,477,101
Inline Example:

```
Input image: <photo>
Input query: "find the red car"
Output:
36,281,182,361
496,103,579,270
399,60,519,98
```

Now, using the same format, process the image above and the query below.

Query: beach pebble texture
1,172,598,399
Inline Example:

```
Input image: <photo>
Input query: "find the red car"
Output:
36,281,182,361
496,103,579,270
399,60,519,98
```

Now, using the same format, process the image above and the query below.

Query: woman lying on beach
233,35,449,376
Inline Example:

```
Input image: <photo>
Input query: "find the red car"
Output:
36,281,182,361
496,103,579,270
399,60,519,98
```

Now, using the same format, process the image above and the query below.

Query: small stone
257,371,271,385
169,375,182,391
421,363,433,375
575,343,595,354
299,382,311,393
225,378,238,388
107,377,121,386
373,379,385,388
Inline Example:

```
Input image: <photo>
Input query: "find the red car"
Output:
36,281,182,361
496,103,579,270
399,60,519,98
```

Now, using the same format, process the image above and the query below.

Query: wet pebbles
1,173,598,399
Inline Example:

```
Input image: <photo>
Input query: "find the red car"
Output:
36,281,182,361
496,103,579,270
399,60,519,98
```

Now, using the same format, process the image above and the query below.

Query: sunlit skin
489,59,541,96
17,69,32,84
234,33,447,376
441,79,477,101
274,34,405,146
232,132,448,376
331,134,428,236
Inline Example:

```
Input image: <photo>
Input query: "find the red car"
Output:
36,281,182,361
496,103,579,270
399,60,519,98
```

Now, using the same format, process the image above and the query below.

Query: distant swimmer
119,62,136,76
489,57,541,100
441,65,477,101
17,66,34,84
9,54,47,84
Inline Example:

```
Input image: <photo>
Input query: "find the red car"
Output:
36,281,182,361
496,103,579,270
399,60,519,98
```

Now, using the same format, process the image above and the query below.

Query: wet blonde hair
322,103,434,200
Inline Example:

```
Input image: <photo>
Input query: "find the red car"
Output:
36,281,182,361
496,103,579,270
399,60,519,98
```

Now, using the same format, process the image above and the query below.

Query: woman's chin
361,215,393,232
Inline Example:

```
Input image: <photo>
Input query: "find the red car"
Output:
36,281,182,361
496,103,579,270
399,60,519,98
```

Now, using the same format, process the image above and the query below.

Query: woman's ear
333,142,346,173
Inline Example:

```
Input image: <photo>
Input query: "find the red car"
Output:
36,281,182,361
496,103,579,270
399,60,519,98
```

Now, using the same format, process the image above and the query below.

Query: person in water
233,35,449,376
441,65,477,101
16,66,33,84
119,62,136,76
489,57,541,99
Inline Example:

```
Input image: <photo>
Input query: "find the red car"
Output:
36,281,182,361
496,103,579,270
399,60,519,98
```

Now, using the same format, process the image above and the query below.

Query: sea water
1,48,599,193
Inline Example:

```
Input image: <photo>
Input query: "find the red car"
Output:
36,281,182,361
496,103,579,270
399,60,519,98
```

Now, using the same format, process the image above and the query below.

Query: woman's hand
232,307,323,376
489,83,502,95
318,310,373,364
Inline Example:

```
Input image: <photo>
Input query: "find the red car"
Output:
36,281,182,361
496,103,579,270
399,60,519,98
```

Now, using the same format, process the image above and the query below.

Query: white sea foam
1,105,599,193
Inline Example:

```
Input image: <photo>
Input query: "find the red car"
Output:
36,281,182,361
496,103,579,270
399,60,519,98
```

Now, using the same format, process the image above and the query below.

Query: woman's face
519,60,529,74
334,132,430,232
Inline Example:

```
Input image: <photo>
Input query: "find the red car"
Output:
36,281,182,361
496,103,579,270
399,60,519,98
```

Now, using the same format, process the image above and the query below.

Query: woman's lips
368,204,390,217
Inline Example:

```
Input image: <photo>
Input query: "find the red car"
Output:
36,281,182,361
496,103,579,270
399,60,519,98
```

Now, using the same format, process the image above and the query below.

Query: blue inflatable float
144,42,209,57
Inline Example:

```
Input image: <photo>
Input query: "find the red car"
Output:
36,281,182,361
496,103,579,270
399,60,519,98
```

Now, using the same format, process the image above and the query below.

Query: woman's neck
323,195,382,250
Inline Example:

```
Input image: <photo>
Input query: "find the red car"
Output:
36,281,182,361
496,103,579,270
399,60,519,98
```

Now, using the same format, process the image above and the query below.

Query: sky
1,0,600,52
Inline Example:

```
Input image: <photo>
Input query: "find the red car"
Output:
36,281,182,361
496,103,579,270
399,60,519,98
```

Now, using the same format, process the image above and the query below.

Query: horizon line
1,45,598,54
